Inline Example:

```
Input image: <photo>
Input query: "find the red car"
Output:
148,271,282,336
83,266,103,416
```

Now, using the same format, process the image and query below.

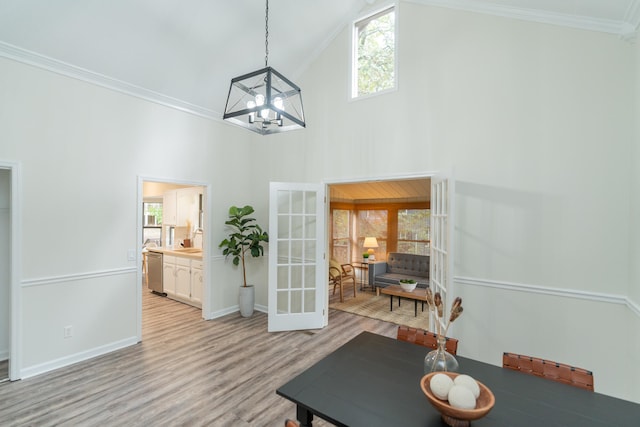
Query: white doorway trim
1,160,21,380
136,176,212,340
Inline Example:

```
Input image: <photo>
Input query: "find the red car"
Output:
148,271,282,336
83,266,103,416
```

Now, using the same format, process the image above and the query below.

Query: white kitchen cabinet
162,254,202,308
163,190,177,225
176,187,201,228
175,257,191,300
191,260,203,305
162,255,177,295
164,187,202,229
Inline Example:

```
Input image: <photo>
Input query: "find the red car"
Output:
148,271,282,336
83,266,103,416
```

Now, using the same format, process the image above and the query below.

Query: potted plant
219,205,269,317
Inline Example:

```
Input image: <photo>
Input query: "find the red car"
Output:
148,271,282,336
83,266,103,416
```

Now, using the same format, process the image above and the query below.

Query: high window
352,5,396,99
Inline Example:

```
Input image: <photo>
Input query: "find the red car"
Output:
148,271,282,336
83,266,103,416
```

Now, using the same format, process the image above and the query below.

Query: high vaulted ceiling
0,0,638,121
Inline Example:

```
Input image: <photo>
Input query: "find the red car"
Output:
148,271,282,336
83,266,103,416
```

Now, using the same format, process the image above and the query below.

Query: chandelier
223,0,305,135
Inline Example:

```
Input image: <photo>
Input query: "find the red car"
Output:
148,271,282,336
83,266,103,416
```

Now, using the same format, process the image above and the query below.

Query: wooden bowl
420,372,495,427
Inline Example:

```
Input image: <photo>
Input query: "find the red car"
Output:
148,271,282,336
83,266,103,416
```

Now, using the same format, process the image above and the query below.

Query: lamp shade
223,66,305,135
363,237,379,249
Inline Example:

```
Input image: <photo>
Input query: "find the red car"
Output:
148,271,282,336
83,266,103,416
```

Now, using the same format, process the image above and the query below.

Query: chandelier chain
265,0,269,67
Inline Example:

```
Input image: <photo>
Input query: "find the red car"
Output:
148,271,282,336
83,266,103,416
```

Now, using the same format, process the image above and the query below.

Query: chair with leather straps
502,352,594,392
329,259,357,302
396,325,459,355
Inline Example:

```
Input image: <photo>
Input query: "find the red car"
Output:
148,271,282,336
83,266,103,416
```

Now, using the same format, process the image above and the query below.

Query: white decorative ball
430,373,454,400
448,384,477,409
454,374,480,399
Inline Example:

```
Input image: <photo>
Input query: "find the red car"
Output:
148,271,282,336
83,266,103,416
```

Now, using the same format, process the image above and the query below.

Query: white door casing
268,182,326,332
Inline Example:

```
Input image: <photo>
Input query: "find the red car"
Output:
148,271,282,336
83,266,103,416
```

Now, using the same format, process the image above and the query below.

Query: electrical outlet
64,325,73,339
127,249,136,261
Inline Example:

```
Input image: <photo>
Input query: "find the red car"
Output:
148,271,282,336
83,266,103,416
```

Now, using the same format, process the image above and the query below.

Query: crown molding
0,41,223,121
406,0,639,37
623,0,640,36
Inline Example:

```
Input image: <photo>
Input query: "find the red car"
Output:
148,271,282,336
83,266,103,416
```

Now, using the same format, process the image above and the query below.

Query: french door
268,182,326,332
430,174,455,334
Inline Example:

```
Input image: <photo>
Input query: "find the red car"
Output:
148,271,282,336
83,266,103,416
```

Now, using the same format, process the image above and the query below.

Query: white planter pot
238,285,255,317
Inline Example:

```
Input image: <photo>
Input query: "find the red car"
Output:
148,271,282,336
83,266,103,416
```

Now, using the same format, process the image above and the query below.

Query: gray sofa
369,252,429,291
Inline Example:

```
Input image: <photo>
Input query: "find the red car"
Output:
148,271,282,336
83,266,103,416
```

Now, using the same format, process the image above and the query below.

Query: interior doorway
0,161,19,382
325,175,432,326
136,177,210,340
0,168,10,382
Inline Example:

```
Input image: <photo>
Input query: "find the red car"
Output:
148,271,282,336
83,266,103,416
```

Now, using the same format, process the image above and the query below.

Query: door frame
324,171,442,320
136,176,212,341
1,160,21,380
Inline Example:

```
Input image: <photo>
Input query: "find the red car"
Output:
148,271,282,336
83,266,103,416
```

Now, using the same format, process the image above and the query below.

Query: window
143,202,162,246
332,209,351,263
352,6,396,98
397,209,430,255
357,210,388,259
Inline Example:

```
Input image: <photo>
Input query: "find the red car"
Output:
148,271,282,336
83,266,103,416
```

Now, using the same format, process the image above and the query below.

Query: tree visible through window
353,6,396,98
398,209,430,255
332,209,351,263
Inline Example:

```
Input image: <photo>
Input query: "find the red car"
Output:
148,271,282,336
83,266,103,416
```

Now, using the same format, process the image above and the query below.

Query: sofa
368,252,429,292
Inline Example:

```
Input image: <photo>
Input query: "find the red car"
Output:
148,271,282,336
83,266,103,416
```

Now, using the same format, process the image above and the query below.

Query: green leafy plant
399,279,416,284
219,205,269,287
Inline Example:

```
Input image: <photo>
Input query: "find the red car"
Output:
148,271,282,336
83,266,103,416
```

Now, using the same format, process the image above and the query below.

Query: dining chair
284,420,299,427
329,259,357,302
396,325,459,355
502,352,594,392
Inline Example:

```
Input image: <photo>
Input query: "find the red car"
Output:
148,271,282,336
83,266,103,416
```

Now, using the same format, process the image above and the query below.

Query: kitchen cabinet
174,257,191,301
163,187,202,228
162,254,202,308
163,255,177,295
191,260,203,305
163,190,177,225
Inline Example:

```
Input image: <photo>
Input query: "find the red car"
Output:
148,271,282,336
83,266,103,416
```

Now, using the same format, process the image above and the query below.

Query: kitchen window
143,202,162,246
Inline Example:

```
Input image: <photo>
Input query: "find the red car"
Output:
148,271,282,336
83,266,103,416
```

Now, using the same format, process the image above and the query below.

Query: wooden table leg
297,405,314,427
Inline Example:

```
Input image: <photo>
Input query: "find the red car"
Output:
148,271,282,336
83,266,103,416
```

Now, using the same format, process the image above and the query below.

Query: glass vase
424,335,459,373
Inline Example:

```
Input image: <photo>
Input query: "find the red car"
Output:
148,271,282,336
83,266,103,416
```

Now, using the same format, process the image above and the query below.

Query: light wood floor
0,289,398,426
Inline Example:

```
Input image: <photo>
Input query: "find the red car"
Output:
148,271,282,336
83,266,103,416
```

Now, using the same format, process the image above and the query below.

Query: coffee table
379,284,427,316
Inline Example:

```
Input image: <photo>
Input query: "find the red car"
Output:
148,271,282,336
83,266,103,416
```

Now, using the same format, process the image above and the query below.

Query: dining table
276,331,640,427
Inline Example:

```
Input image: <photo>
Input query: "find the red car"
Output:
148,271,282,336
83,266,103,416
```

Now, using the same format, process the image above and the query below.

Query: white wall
0,168,9,362
0,55,255,375
249,2,639,402
0,0,638,404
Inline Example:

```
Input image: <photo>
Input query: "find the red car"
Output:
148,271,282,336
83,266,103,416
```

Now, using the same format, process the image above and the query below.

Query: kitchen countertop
146,246,203,260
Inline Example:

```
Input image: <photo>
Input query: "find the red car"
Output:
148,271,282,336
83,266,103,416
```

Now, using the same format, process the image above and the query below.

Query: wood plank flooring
0,289,398,426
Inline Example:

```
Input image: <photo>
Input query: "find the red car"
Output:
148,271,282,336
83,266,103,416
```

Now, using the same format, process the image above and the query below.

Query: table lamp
363,237,379,261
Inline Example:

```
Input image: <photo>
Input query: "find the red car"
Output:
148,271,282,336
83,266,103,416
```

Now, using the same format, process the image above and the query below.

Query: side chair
502,352,594,392
396,325,459,355
329,259,356,302
284,420,299,427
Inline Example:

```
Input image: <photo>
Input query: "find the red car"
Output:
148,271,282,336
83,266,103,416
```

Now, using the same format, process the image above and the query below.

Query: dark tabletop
276,331,640,427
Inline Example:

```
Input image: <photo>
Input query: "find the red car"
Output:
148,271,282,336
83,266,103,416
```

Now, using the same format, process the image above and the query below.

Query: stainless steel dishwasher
147,251,164,294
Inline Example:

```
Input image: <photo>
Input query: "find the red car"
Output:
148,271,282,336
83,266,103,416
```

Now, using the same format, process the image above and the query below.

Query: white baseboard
20,336,139,380
205,303,268,320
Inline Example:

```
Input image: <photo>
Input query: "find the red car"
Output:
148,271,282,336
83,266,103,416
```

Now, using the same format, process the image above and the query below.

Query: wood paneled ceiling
330,178,430,204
